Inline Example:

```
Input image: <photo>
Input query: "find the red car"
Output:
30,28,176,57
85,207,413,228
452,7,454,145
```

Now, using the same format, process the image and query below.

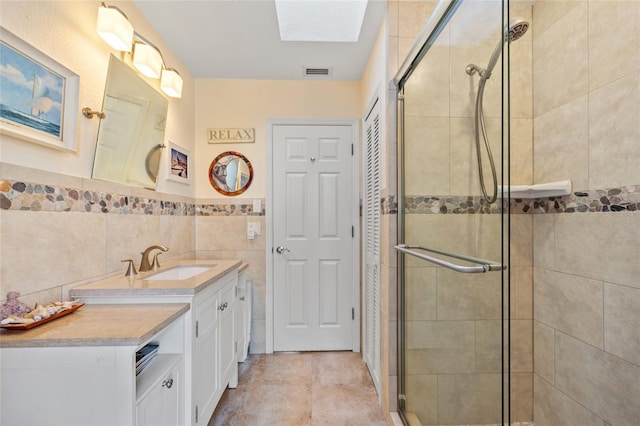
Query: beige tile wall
0,163,196,308
532,1,640,425
0,163,270,354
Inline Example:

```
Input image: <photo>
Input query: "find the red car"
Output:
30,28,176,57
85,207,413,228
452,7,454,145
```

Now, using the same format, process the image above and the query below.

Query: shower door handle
395,244,505,273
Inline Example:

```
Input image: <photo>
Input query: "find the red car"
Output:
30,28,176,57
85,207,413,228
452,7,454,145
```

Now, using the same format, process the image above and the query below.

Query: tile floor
208,351,388,426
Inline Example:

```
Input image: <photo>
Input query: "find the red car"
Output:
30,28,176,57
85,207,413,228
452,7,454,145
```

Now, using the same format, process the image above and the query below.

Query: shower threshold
402,413,535,426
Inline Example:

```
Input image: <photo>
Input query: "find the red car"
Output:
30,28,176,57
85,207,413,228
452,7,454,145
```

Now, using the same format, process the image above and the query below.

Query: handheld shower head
465,18,529,204
507,19,529,42
484,18,529,76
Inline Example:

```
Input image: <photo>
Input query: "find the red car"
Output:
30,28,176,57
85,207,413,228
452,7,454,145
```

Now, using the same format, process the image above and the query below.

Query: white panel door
273,124,354,351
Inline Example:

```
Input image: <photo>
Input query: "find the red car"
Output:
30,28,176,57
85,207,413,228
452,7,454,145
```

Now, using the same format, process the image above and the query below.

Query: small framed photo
0,27,79,152
167,141,191,184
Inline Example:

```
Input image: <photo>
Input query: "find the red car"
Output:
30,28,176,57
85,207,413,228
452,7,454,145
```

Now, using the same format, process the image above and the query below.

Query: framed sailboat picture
0,27,79,151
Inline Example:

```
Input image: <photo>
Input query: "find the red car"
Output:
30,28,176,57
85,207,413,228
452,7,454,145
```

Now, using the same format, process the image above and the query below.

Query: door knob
276,246,291,254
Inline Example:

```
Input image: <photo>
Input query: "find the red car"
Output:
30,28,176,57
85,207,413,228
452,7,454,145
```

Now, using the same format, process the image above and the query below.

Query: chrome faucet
139,245,169,272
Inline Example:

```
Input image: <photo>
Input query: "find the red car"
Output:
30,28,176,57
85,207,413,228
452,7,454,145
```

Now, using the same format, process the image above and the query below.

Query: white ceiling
132,0,387,81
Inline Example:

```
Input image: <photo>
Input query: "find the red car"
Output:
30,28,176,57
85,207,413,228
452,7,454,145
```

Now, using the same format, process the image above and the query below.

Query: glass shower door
396,0,512,424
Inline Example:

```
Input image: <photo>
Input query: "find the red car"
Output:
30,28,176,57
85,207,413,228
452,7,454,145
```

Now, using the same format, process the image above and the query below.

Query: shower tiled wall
531,1,640,424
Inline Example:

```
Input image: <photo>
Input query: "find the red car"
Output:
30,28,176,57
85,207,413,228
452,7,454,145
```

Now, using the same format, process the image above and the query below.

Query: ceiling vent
303,66,333,79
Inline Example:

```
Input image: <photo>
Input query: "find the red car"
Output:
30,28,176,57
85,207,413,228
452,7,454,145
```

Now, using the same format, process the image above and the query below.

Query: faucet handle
121,259,138,276
152,252,163,270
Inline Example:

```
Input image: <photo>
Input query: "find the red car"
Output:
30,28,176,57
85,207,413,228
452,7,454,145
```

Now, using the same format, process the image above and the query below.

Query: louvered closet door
363,99,381,394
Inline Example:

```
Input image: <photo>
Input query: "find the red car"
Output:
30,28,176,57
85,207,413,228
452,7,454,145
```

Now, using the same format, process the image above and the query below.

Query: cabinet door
193,289,219,424
137,368,181,426
218,280,236,386
235,285,246,362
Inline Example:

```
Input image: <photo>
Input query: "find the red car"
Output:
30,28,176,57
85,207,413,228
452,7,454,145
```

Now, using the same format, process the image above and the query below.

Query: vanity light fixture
96,3,183,98
132,41,163,79
160,68,183,98
96,3,133,52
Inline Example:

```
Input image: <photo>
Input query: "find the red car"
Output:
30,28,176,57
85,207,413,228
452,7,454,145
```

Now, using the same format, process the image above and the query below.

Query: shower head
507,19,529,42
482,18,529,77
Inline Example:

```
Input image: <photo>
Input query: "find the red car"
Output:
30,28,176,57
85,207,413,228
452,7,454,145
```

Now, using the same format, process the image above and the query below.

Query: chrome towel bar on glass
395,244,505,273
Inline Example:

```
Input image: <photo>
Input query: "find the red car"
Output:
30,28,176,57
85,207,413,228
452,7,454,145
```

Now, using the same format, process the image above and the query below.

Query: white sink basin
143,265,214,280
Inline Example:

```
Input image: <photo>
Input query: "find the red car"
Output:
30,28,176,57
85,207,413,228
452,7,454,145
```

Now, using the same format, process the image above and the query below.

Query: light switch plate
251,222,261,235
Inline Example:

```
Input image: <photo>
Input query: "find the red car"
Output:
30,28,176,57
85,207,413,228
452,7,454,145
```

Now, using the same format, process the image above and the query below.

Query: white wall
193,78,363,354
0,0,195,197
0,1,196,307
194,79,362,199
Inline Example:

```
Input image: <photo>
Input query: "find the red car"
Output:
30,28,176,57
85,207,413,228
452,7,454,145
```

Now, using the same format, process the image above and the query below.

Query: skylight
275,0,369,42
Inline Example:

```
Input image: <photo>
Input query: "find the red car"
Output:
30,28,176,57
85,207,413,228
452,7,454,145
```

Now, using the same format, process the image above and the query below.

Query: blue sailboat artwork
0,41,63,138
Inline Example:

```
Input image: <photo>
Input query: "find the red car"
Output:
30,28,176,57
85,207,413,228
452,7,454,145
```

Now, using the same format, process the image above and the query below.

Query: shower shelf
497,180,572,199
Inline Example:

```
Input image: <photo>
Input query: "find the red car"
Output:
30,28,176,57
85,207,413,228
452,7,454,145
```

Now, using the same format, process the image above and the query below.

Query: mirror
208,151,253,196
91,55,168,190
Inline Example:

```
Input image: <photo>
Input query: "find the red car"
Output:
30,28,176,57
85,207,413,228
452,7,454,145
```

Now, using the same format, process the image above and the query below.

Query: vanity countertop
0,303,189,348
70,259,242,298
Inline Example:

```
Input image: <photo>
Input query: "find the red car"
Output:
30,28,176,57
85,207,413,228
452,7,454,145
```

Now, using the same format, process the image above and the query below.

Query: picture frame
0,27,79,152
167,141,191,184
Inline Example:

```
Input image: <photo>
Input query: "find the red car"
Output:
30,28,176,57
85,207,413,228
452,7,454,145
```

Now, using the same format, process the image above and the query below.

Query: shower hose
473,75,498,204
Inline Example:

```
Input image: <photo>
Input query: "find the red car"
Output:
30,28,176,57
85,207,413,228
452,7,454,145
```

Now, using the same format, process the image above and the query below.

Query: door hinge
235,286,238,298
352,307,355,320
352,225,355,238
235,341,238,354
195,320,199,338
399,394,406,401
195,405,199,423
351,144,354,156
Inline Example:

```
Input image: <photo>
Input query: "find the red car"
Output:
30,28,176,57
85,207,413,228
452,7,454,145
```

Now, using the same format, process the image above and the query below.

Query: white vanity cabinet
235,267,250,362
70,260,242,425
192,273,237,424
0,304,188,426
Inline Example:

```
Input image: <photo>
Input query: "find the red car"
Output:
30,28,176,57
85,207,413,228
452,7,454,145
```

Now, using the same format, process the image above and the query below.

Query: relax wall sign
207,128,255,144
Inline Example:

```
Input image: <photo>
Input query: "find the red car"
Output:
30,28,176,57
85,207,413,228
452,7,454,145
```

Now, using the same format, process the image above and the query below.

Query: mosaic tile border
404,195,506,215
3,178,637,216
382,195,398,215
195,203,264,216
403,185,640,215
0,179,265,216
516,185,640,214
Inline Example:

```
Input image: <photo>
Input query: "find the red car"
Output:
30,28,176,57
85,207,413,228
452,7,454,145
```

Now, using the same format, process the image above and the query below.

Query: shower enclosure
395,0,525,424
